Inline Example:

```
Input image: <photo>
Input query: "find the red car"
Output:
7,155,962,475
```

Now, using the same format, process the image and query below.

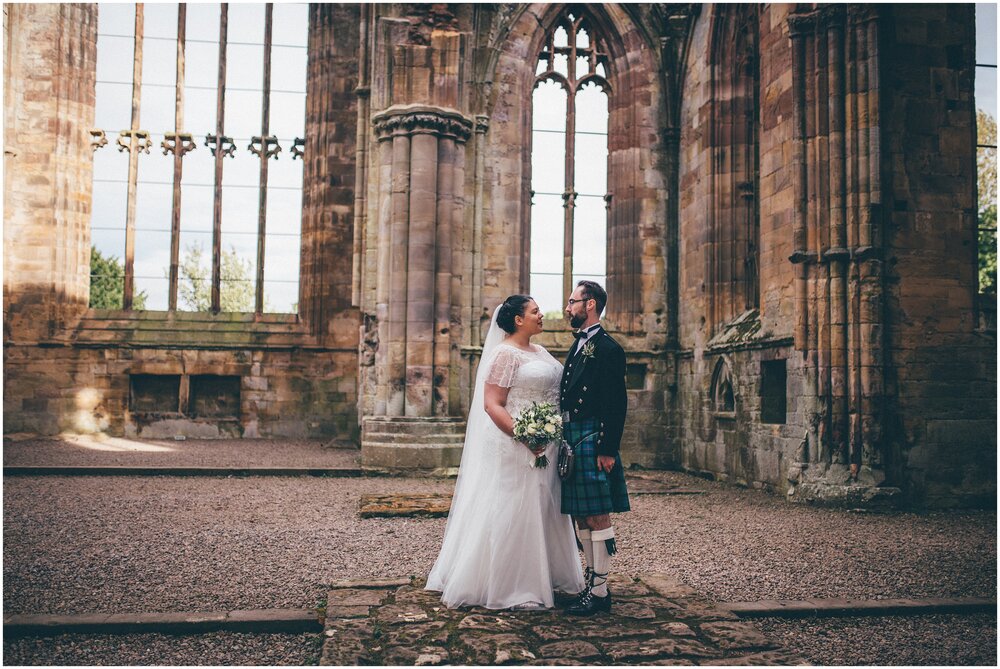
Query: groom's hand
596,455,616,473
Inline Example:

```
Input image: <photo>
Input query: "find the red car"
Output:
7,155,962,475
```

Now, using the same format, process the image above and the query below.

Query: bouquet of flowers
512,402,563,468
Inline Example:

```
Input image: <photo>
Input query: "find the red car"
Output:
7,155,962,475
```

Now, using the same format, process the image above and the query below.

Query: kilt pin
559,326,630,517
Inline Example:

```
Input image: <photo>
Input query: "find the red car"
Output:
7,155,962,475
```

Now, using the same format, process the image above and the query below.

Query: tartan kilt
560,419,631,517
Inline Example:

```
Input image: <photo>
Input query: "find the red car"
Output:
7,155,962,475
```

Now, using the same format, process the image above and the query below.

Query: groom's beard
570,313,586,329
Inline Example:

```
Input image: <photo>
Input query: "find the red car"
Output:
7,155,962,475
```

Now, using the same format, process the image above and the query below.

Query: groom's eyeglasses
566,297,592,306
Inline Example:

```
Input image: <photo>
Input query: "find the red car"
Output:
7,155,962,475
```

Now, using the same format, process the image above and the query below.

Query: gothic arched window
529,11,611,313
710,5,760,329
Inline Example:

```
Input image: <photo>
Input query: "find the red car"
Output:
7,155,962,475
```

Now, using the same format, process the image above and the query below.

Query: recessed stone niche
130,375,181,413
190,375,241,418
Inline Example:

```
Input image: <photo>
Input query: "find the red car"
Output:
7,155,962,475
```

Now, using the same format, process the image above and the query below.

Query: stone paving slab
4,608,320,637
3,465,362,477
723,596,997,618
358,493,453,518
319,574,808,666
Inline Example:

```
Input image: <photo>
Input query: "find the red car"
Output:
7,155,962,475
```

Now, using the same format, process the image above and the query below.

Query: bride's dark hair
496,295,534,334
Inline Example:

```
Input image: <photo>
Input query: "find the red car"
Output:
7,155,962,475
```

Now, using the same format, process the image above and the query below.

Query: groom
560,280,630,615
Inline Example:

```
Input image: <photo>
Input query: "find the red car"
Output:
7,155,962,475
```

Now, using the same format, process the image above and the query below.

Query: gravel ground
756,613,997,666
3,462,995,665
2,436,360,469
3,631,323,666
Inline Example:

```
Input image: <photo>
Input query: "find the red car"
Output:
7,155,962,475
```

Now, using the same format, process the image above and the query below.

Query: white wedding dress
426,308,585,609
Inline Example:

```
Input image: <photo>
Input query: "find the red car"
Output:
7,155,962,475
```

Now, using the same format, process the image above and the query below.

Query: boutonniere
581,341,596,360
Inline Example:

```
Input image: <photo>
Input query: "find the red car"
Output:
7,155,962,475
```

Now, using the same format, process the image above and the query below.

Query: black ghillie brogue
565,589,611,616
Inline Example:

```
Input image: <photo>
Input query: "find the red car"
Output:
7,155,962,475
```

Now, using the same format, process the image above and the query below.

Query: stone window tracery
529,10,611,313
89,2,307,314
709,5,760,330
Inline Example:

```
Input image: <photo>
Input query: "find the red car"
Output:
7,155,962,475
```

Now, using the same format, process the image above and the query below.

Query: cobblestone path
320,574,807,666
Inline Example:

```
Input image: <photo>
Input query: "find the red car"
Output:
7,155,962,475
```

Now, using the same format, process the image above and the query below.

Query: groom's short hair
577,280,607,316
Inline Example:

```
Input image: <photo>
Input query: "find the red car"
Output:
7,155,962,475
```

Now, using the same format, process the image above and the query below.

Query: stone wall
3,3,994,506
880,4,996,506
675,4,807,492
673,3,995,507
3,3,362,443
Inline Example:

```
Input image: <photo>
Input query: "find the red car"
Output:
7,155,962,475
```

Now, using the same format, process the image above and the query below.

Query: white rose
544,423,556,434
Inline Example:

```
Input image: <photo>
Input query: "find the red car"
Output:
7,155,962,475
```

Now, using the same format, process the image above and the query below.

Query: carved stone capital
848,4,881,27
786,12,816,38
371,104,474,143
816,4,847,31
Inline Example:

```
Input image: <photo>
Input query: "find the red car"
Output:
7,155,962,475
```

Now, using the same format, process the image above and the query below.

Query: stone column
362,106,472,472
3,3,97,342
371,106,473,418
301,4,359,339
785,6,891,504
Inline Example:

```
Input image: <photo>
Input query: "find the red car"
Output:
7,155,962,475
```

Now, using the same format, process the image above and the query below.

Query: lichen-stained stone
381,644,451,666
375,604,436,625
609,601,658,620
459,632,538,665
393,584,448,605
319,618,375,666
602,637,721,662
657,622,698,638
326,588,390,607
380,620,450,647
324,605,372,619
535,621,653,642
538,640,602,660
457,612,529,632
527,659,588,666
698,621,775,651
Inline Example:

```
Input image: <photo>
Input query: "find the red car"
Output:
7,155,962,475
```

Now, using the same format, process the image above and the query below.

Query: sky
977,3,998,123
529,23,609,316
91,4,998,315
93,3,307,313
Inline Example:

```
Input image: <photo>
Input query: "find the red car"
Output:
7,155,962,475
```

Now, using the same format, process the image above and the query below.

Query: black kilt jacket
559,326,628,457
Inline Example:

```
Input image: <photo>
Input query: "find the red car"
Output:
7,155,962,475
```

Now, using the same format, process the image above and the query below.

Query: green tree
177,241,266,312
89,245,147,309
978,110,997,294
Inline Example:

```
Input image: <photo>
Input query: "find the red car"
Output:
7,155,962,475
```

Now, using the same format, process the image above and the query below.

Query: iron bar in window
90,2,304,314
122,4,145,310
210,3,229,313
253,4,275,315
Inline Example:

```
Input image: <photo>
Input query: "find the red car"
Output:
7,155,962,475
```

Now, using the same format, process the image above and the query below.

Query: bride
426,295,586,609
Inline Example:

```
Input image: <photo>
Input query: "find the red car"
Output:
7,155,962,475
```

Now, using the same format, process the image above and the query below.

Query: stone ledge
3,466,363,478
722,596,997,618
3,608,320,637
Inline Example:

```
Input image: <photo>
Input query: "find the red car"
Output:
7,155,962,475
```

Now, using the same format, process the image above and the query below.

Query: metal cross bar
254,3,274,315
211,3,229,313
122,4,145,311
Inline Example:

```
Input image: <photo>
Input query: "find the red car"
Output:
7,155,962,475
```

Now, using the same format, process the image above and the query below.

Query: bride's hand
526,443,546,457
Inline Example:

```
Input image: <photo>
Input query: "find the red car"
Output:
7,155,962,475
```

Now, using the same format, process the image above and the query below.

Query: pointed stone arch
707,4,761,333
482,3,667,333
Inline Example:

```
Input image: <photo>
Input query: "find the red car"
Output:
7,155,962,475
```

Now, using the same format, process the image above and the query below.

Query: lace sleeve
485,346,520,388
